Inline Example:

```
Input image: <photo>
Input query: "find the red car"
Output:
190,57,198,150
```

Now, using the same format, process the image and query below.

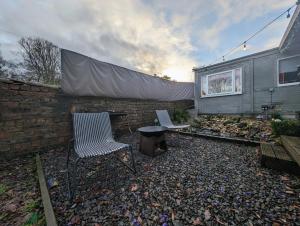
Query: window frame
200,68,242,98
277,54,300,87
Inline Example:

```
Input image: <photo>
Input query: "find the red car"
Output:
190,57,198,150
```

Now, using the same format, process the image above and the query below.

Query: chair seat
75,140,129,158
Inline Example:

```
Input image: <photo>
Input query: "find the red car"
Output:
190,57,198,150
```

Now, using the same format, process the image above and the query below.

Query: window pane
201,76,207,96
235,68,242,92
208,71,232,95
279,56,300,84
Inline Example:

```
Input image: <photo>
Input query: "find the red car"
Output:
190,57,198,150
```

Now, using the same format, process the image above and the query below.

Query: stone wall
0,79,193,158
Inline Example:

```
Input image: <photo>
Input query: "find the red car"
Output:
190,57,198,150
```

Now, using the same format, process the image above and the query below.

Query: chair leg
115,146,136,173
66,146,72,199
129,145,136,173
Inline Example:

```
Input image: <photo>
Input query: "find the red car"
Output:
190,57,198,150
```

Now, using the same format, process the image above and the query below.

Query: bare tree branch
18,37,60,85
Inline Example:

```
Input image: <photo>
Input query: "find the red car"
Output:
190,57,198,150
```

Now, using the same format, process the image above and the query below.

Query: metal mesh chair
66,112,136,199
155,110,190,130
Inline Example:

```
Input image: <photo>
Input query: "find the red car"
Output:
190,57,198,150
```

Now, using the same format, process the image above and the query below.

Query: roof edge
279,4,300,49
193,47,279,72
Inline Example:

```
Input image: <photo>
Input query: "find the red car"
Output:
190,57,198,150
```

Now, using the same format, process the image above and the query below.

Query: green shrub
172,109,190,124
271,119,300,136
271,112,282,120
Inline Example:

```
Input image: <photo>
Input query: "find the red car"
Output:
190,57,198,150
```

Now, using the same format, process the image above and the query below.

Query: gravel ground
0,156,45,226
41,133,300,226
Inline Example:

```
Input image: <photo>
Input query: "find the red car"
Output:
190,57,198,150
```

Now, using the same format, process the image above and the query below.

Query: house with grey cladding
194,5,300,118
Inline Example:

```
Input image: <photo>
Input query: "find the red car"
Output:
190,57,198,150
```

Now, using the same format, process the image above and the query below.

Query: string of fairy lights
212,0,300,65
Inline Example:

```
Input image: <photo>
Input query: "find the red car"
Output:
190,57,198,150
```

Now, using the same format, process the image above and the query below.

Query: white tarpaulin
61,49,194,101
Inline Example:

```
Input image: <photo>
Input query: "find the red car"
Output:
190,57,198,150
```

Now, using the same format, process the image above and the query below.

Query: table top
138,126,167,133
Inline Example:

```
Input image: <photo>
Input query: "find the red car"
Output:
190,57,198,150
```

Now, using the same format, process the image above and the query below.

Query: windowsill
200,92,242,98
277,82,300,87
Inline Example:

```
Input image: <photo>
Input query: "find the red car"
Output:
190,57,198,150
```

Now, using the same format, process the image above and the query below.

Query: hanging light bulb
287,9,290,18
243,42,247,51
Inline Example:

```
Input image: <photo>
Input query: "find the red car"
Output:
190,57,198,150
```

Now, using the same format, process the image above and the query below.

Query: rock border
36,153,58,226
173,131,261,146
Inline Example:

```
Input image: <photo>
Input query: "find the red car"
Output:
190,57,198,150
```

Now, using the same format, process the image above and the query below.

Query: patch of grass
0,184,7,195
0,213,9,221
25,200,40,212
23,212,45,226
23,212,39,226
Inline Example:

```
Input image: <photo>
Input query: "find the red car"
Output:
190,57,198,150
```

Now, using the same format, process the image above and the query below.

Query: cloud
0,0,197,82
0,0,295,81
198,0,295,50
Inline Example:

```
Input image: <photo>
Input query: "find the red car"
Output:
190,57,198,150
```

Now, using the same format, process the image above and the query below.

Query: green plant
23,212,39,226
172,109,190,124
25,200,39,212
271,112,282,120
0,184,7,195
271,119,300,136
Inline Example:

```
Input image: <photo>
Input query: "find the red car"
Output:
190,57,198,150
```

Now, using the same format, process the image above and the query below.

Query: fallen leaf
280,176,289,181
94,224,102,226
137,216,143,224
130,183,138,192
71,215,80,225
171,211,175,221
256,171,263,177
204,209,211,221
6,203,17,212
151,202,160,208
124,210,130,217
144,191,149,198
216,216,225,225
176,199,181,205
193,217,202,225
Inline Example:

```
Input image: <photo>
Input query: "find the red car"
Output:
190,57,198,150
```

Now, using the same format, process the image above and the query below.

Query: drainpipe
251,58,254,114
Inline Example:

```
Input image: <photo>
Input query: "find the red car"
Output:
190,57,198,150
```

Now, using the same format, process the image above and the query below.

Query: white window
278,55,300,86
200,68,242,97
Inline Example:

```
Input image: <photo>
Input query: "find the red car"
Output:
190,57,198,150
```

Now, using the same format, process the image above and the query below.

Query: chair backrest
155,110,174,127
73,112,113,147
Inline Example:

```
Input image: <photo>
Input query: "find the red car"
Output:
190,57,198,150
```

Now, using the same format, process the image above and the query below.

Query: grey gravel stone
41,133,300,226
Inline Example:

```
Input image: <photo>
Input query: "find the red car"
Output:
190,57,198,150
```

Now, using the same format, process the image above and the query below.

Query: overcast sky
0,0,296,82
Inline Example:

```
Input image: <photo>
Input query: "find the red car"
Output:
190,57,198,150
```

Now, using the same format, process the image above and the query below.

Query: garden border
172,131,261,146
36,153,58,226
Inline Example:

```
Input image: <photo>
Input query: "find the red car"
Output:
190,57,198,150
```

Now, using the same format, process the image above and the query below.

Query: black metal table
137,126,168,157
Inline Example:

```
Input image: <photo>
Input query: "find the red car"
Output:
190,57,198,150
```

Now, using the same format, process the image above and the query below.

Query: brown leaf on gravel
193,217,202,225
71,215,81,225
94,224,102,226
256,171,263,177
204,209,211,221
171,211,176,221
285,190,295,194
143,191,149,198
151,202,160,208
272,222,281,226
5,203,18,212
130,183,138,192
280,176,289,181
216,216,226,225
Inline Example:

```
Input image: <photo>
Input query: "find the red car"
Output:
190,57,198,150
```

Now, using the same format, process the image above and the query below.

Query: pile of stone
191,115,274,142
